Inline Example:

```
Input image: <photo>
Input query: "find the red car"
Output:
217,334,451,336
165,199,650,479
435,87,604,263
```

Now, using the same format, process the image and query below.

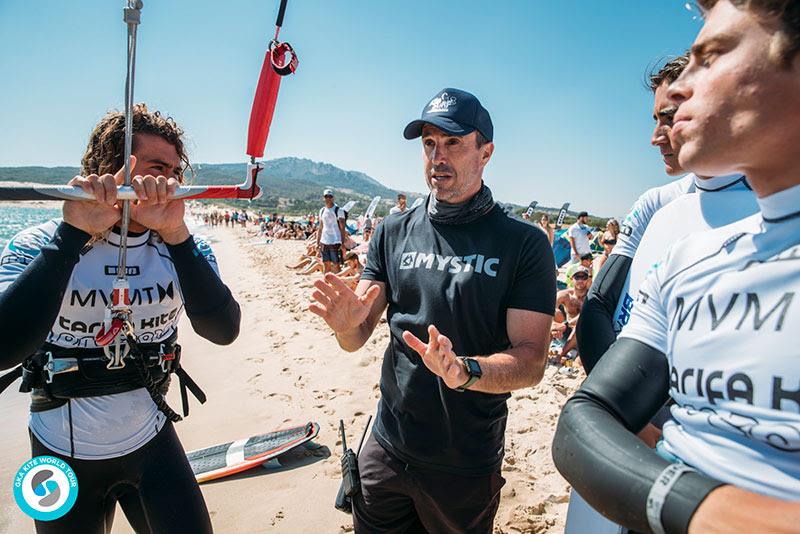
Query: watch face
464,357,482,378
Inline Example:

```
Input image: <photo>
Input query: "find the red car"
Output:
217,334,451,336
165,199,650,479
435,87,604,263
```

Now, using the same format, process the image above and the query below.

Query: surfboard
555,202,571,229
187,422,320,483
525,200,538,218
410,197,424,210
364,196,381,219
341,200,357,213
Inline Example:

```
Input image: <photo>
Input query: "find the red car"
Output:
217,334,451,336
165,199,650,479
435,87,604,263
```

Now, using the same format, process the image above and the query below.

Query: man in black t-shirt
309,88,555,533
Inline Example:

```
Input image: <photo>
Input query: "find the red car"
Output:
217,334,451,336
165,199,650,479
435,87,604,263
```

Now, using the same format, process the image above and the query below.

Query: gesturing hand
403,325,469,390
550,322,567,337
308,274,381,334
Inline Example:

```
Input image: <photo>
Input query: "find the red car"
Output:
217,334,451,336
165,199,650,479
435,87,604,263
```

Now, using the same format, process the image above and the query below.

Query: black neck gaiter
427,183,495,225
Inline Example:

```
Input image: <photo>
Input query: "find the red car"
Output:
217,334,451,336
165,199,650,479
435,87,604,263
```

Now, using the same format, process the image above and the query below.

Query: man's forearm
468,343,546,394
0,222,89,369
334,321,375,352
689,486,800,534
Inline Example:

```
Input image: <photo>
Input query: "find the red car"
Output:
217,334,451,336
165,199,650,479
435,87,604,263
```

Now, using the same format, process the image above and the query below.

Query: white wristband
646,463,695,534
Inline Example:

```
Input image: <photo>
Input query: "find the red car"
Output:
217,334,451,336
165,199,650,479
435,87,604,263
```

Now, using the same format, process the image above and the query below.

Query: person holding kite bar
0,105,240,533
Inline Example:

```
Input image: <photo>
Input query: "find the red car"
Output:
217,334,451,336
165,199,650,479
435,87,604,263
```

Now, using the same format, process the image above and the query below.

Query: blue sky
0,1,701,216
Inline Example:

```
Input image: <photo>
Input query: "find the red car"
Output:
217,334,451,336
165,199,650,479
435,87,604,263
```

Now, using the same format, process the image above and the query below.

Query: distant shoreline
0,200,60,209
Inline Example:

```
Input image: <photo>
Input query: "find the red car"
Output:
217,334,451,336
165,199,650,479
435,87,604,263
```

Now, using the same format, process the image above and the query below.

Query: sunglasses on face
572,274,589,281
324,195,333,198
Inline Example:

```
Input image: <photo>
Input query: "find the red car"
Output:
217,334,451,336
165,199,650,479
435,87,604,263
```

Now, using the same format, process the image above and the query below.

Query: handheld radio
334,415,372,514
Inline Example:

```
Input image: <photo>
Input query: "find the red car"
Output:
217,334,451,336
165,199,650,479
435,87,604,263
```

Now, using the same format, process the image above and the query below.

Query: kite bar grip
0,184,258,201
276,0,288,27
0,163,263,201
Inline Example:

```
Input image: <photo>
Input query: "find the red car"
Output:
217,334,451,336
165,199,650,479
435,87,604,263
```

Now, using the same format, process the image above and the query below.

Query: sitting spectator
303,221,315,239
285,242,319,270
551,265,590,363
337,251,364,289
299,251,363,289
565,253,594,288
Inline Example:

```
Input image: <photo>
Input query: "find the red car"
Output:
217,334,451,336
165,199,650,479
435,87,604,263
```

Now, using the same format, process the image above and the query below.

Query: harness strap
175,366,206,417
126,332,182,422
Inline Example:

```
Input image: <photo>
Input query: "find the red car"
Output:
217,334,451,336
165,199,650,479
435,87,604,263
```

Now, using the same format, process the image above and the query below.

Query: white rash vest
612,174,756,334
0,220,219,459
620,183,800,499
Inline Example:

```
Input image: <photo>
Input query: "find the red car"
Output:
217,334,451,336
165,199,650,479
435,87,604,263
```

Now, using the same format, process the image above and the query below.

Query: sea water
0,205,213,250
0,205,62,249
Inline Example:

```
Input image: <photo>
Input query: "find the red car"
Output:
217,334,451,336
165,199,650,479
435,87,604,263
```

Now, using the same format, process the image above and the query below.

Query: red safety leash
247,0,298,159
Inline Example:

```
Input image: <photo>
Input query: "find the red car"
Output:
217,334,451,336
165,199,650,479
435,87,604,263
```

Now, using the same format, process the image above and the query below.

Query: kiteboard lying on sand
187,422,320,483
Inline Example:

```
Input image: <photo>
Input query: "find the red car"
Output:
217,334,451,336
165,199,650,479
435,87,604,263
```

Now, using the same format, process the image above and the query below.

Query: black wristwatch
455,357,482,392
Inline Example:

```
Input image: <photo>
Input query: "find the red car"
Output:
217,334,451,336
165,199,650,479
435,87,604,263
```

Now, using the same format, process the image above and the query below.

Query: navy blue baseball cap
403,88,493,142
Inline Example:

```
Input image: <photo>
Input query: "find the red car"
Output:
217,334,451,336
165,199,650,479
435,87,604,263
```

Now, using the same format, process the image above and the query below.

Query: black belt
1,338,205,420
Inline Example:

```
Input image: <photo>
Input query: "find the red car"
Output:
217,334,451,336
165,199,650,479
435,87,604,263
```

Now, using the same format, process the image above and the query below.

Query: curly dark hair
81,103,191,181
647,53,691,91
696,0,800,64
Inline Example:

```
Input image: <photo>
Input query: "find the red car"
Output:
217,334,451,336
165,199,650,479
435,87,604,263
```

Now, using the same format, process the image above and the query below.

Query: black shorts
353,432,505,533
29,422,212,534
321,243,342,263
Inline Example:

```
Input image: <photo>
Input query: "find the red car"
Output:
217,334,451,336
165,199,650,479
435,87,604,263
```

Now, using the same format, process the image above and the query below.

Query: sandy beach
0,223,581,534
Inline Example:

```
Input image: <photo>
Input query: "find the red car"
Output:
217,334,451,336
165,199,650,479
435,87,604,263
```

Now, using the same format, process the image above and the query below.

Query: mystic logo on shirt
398,251,500,278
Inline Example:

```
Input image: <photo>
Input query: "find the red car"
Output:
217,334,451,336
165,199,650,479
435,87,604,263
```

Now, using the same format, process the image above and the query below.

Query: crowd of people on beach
195,193,618,377
202,209,317,240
